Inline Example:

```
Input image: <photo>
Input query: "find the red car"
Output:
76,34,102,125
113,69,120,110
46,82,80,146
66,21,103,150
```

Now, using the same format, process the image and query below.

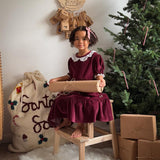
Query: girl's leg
71,123,84,138
55,118,72,130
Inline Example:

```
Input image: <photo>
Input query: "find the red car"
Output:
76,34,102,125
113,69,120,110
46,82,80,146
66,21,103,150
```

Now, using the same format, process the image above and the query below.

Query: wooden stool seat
53,100,119,160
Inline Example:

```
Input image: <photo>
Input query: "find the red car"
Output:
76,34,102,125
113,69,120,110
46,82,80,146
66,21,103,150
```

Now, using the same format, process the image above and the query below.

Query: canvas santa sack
7,70,59,152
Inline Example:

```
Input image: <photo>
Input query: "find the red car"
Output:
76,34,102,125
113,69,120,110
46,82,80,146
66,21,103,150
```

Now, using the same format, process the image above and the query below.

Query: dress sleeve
93,53,105,78
67,58,72,79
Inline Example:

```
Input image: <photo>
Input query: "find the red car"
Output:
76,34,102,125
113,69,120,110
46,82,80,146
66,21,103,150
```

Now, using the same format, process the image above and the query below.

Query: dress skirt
48,91,113,127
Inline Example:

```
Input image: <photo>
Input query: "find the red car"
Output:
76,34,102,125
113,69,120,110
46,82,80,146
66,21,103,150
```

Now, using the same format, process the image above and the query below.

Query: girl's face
73,31,90,52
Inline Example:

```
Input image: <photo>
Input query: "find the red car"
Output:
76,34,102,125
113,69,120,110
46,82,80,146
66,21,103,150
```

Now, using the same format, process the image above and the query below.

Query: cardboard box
118,135,137,160
138,139,160,160
120,114,157,140
49,80,103,93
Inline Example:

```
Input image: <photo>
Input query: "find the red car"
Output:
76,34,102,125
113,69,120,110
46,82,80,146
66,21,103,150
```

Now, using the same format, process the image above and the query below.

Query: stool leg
79,143,85,160
53,131,60,155
110,120,119,159
110,101,119,159
88,123,94,138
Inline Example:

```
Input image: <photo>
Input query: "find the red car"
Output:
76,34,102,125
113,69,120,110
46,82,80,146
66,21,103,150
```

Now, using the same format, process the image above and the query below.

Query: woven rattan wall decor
50,0,93,39
58,0,85,11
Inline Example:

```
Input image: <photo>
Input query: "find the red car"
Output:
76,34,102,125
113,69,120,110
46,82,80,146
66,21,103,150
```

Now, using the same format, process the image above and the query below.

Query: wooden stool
53,100,119,160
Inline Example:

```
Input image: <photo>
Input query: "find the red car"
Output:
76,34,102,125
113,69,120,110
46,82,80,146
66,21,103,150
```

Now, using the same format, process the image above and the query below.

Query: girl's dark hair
69,26,98,47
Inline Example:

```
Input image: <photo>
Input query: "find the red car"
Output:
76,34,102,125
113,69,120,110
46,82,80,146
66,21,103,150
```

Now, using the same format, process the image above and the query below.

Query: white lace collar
71,50,96,62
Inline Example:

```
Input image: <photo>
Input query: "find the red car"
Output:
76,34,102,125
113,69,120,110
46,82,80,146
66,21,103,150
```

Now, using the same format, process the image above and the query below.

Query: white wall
0,0,128,143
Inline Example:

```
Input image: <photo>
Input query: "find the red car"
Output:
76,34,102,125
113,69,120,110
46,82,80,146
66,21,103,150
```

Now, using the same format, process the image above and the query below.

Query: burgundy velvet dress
48,50,113,127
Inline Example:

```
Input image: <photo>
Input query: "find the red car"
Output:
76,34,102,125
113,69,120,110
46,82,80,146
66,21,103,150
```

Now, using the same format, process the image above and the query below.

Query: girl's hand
49,75,70,85
99,78,106,87
96,75,106,87
49,78,57,84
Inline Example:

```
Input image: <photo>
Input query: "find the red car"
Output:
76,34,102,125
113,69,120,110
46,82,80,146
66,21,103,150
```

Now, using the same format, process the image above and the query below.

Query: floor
0,143,22,160
0,141,113,160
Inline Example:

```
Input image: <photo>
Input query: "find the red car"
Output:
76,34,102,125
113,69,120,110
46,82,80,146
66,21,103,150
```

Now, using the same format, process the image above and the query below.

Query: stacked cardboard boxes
119,114,159,160
118,135,137,160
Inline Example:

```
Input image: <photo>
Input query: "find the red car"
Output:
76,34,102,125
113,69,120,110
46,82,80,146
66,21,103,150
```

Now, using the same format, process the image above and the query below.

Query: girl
48,26,113,138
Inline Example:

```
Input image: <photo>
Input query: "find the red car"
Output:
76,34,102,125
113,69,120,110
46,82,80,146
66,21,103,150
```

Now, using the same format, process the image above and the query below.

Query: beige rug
19,143,114,160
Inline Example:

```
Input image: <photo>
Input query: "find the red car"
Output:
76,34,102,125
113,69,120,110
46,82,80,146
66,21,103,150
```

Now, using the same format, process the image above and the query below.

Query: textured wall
0,0,128,143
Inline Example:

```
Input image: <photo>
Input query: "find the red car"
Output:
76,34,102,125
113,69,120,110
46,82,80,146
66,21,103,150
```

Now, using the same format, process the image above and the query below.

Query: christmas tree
98,0,160,133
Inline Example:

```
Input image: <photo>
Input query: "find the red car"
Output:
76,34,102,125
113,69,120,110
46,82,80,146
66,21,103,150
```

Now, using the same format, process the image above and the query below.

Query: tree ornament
124,18,129,34
152,80,159,96
143,26,149,46
143,0,148,10
113,48,116,63
121,71,129,89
